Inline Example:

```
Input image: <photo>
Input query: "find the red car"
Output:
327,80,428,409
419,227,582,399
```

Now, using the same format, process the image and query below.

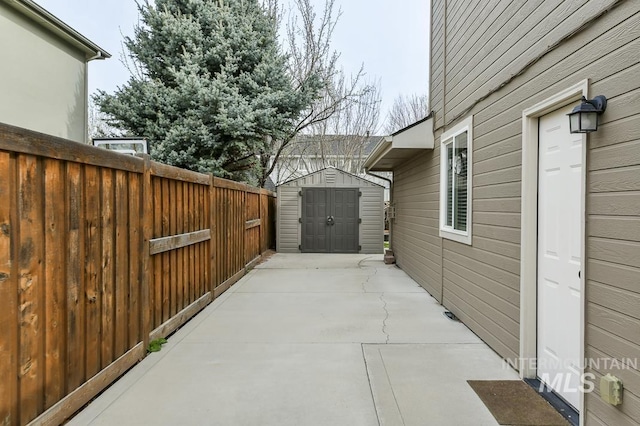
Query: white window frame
439,115,473,245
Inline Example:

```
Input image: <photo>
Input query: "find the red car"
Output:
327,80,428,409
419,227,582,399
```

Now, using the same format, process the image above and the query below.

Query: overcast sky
37,0,429,129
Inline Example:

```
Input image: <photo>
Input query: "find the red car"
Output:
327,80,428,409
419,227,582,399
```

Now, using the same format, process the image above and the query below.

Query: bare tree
88,97,124,140
256,0,380,187
272,80,381,184
384,93,430,134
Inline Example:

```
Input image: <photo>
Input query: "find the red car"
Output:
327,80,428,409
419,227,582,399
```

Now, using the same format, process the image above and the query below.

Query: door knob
326,216,334,226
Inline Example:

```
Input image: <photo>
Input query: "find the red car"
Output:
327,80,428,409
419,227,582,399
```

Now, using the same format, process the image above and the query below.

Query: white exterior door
537,105,583,409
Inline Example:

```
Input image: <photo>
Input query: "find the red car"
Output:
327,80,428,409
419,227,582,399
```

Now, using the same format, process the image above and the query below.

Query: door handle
326,216,335,226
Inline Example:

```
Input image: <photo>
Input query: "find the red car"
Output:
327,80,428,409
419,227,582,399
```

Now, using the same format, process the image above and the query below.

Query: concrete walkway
70,254,518,426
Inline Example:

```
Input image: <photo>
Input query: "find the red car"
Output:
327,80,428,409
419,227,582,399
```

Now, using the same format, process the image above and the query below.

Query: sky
37,0,430,130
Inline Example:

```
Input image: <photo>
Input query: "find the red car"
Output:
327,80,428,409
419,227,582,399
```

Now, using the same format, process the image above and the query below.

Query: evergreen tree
95,0,318,179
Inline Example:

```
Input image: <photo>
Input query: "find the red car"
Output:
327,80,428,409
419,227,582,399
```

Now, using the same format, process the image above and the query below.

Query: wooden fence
0,123,276,426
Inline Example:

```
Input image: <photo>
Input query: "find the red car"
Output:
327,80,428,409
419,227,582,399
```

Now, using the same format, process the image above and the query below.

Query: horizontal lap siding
443,0,622,126
360,188,384,254
431,0,445,128
276,187,300,252
437,1,639,423
393,148,442,302
585,12,640,420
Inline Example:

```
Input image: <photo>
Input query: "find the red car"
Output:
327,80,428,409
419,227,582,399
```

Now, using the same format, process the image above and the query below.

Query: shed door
537,105,582,410
301,188,359,253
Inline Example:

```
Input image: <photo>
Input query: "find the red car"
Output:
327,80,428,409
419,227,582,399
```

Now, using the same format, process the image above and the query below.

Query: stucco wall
0,3,88,143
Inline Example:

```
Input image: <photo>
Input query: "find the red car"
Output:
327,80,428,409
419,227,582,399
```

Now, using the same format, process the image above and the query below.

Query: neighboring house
271,134,391,200
365,1,640,425
0,0,110,143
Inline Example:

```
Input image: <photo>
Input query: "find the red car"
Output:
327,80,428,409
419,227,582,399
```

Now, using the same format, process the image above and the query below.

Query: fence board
149,230,211,255
161,178,170,323
84,165,101,382
100,169,115,369
176,181,185,311
152,178,162,329
114,170,129,358
67,162,86,393
128,173,141,348
44,159,66,409
0,151,18,425
169,180,177,317
19,154,45,423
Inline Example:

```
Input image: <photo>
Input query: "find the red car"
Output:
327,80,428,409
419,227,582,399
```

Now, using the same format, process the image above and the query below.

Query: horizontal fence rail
0,123,276,426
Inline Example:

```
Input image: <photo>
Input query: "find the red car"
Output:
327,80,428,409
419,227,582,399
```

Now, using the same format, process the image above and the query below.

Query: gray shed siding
277,168,384,254
389,1,640,424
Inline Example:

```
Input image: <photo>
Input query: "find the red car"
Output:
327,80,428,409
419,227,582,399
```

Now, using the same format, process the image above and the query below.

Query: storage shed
277,167,384,254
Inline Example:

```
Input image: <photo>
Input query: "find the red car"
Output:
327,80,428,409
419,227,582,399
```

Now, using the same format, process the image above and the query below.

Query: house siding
276,168,384,254
392,147,442,301
430,0,445,129
0,3,88,143
389,1,639,424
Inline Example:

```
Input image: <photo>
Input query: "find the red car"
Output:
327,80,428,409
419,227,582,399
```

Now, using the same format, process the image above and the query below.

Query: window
440,116,472,245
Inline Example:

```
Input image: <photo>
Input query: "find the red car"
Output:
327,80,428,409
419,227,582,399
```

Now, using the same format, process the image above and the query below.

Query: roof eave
6,0,111,60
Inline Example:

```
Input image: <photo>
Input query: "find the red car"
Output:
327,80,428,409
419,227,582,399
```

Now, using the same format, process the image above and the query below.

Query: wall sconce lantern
568,95,607,133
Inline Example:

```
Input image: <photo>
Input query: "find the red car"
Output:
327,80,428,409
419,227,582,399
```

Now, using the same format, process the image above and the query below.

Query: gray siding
392,148,442,301
390,2,640,423
430,0,445,129
432,1,640,424
276,168,384,254
441,0,622,127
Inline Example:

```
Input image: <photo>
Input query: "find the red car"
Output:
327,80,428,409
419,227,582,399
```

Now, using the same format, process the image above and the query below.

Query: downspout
85,51,105,144
365,170,393,252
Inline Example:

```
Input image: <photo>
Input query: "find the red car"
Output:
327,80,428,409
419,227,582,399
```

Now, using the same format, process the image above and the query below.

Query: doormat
467,380,570,425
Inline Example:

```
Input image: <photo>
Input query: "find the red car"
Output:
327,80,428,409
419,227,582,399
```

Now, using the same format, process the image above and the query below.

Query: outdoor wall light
568,95,607,133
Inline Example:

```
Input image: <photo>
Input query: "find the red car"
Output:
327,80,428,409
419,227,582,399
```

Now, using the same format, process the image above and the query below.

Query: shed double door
301,188,359,253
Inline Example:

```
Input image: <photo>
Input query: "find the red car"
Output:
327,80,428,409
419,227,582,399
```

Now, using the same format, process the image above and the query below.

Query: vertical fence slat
182,182,190,305
100,169,115,369
175,181,184,311
161,179,170,323
209,177,215,294
152,178,162,330
83,166,101,380
128,173,141,348
0,152,18,425
114,171,129,358
140,156,152,353
44,159,66,409
66,162,86,393
189,183,196,303
18,155,45,423
169,180,177,316
196,185,202,299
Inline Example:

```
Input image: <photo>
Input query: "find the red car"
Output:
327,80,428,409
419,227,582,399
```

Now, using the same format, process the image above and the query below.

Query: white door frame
519,80,588,420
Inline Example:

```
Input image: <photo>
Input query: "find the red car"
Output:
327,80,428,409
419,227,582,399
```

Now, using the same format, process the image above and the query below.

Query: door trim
519,80,588,421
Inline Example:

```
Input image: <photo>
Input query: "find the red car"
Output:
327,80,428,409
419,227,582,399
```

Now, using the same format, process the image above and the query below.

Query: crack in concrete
361,266,378,293
380,293,390,344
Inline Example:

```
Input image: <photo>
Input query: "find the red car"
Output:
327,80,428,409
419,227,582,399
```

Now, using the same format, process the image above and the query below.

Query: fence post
140,155,152,355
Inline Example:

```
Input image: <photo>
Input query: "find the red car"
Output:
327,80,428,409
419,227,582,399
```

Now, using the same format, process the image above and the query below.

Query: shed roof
278,166,384,188
3,0,111,59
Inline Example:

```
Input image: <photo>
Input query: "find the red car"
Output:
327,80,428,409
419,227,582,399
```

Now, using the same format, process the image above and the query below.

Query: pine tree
95,0,318,179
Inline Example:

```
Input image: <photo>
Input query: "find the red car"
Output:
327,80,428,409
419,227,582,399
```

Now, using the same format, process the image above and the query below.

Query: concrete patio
70,253,518,426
